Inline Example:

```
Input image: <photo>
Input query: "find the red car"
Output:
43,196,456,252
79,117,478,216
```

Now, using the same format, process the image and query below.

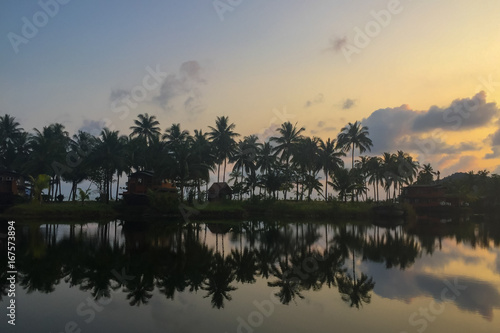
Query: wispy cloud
304,93,324,108
342,98,356,110
154,60,207,115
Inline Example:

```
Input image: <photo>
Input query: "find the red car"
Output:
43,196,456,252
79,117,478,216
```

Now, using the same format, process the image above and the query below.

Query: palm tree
94,128,126,203
208,116,239,183
164,124,192,201
129,113,161,145
230,135,260,186
381,152,397,200
256,141,275,176
416,163,436,185
0,114,24,169
64,131,97,201
270,122,305,199
190,129,215,201
366,156,382,201
330,167,354,202
336,121,373,169
318,138,345,201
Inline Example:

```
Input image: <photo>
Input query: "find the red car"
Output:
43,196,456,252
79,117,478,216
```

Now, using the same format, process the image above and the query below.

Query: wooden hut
208,182,233,202
122,171,177,205
0,170,26,205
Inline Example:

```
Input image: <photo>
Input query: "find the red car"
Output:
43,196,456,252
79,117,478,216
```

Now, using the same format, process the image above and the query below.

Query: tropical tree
336,121,373,169
129,113,161,145
28,174,50,204
416,163,436,185
208,116,239,183
270,122,305,199
190,129,215,201
164,124,192,201
0,114,24,169
319,138,345,201
330,168,354,202
93,128,126,203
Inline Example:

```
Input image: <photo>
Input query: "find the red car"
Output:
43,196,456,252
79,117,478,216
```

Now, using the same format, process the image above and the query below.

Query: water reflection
1,218,500,318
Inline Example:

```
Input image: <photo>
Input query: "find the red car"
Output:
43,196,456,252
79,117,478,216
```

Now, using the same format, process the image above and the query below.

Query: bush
147,190,179,213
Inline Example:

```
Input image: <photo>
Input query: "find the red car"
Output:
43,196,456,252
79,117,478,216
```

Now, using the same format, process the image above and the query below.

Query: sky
1,0,500,177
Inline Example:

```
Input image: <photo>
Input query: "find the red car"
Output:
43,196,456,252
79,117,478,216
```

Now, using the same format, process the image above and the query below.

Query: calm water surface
1,218,500,333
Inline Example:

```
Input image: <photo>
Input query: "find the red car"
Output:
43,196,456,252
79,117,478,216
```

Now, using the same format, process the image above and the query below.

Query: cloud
342,98,356,110
153,60,207,115
317,121,325,128
109,89,130,103
412,91,498,132
361,92,498,157
78,119,104,136
327,36,348,53
304,93,324,108
441,155,478,175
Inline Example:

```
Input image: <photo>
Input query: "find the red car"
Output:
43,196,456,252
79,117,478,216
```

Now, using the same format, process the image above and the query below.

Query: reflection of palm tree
229,248,258,284
268,261,304,305
203,254,236,309
337,272,375,309
125,274,154,306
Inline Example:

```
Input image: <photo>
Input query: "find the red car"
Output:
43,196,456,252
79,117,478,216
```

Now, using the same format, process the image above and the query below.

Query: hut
0,169,26,205
208,182,233,202
401,184,460,213
122,171,177,205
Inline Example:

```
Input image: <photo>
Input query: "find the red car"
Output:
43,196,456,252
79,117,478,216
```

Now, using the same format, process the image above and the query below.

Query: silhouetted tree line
1,113,498,204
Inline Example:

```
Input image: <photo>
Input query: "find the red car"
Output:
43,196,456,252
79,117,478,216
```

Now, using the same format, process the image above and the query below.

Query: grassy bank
2,199,383,222
1,201,119,221
194,200,374,220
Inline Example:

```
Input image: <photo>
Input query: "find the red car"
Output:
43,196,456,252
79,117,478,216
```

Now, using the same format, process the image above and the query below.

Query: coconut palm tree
230,135,261,185
330,167,355,202
336,121,373,169
318,138,345,201
94,128,127,203
129,113,161,145
208,116,239,183
190,129,215,201
0,114,24,169
163,124,192,201
271,122,305,199
416,163,436,185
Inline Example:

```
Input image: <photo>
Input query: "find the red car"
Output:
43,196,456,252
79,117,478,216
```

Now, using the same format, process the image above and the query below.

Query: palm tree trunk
115,172,120,201
223,159,227,182
351,142,355,169
324,170,328,201
217,163,220,183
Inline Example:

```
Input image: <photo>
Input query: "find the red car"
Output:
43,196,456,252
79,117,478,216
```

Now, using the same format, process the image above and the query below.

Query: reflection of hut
208,182,233,202
0,170,26,205
122,171,176,205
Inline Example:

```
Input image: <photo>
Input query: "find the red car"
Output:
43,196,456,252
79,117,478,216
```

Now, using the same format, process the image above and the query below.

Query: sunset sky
2,0,500,176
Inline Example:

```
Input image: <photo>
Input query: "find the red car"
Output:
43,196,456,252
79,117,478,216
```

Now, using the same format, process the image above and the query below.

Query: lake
1,218,500,333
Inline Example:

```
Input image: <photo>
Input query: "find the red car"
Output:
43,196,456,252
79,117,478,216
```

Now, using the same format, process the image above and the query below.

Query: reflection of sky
360,238,500,321
3,221,500,333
